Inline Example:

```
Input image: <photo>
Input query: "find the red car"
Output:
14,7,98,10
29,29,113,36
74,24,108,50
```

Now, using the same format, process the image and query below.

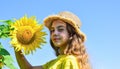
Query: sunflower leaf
3,55,17,69
0,43,4,53
0,43,3,49
0,43,17,69
0,23,10,38
0,48,10,55
0,20,13,25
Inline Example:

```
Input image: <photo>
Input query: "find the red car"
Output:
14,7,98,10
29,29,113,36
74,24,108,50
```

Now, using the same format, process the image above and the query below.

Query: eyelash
50,29,64,33
58,29,64,32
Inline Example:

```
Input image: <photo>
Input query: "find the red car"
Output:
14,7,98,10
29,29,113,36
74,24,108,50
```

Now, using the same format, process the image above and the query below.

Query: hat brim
44,15,86,42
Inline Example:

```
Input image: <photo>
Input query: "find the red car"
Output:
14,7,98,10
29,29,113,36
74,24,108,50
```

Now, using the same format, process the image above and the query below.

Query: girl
15,11,91,69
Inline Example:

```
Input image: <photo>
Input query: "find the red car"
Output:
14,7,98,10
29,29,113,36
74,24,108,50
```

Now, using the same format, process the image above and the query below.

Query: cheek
62,33,69,40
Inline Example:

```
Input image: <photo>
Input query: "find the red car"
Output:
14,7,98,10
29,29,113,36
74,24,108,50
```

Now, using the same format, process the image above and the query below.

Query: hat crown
58,11,81,28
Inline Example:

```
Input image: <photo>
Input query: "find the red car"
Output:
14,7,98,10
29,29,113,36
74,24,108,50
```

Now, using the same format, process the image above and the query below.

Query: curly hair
50,23,91,69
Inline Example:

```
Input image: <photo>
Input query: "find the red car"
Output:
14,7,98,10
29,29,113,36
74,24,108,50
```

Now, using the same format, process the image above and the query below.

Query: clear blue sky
0,0,120,69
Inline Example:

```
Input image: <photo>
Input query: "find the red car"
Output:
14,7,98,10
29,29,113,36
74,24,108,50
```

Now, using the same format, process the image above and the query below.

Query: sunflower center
16,26,35,44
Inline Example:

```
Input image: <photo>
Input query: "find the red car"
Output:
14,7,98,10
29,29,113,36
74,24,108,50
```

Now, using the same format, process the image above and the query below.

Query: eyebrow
57,26,65,28
51,25,65,29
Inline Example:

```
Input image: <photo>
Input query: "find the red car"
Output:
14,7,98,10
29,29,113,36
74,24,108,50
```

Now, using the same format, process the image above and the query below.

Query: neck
59,45,67,55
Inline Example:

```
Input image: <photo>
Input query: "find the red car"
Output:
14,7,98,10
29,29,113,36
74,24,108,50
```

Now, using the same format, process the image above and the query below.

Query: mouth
53,38,60,42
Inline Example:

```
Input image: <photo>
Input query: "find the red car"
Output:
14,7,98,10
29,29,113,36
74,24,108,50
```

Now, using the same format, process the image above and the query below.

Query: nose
53,29,59,35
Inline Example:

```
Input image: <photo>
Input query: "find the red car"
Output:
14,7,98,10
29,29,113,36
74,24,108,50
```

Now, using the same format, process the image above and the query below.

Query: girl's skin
50,19,70,54
15,19,70,69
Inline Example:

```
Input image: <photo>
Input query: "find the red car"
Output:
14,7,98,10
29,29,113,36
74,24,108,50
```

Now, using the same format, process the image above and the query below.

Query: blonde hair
50,23,91,69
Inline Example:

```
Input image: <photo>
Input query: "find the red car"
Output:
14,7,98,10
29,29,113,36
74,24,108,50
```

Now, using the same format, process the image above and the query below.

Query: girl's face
50,19,69,48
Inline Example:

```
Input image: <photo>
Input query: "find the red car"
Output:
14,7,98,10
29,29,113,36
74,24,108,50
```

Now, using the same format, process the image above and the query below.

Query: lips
53,38,60,42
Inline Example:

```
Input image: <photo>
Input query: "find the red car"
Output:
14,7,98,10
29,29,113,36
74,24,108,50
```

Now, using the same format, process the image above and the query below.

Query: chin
54,43,62,47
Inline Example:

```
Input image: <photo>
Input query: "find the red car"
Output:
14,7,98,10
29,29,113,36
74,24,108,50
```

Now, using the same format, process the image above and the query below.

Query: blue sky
0,0,120,69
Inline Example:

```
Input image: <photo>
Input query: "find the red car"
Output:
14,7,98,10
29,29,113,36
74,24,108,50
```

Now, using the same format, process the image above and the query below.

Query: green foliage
0,20,17,69
3,55,17,69
0,20,13,38
0,43,17,69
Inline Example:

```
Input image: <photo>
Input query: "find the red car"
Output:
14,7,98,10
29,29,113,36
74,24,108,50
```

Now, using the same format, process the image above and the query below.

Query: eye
50,29,54,33
58,28,64,32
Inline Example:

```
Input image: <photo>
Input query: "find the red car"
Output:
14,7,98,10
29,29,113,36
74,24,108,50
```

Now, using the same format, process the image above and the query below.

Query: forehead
51,19,66,27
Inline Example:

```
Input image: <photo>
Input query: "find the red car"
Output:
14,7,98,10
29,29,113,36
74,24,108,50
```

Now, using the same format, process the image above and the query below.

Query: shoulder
62,55,78,64
60,55,80,69
64,55,77,60
42,55,80,69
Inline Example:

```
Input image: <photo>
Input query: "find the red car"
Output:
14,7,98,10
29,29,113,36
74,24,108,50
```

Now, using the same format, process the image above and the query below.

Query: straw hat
44,11,86,42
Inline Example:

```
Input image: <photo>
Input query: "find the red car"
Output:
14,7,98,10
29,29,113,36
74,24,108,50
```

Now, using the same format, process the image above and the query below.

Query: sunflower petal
10,15,47,55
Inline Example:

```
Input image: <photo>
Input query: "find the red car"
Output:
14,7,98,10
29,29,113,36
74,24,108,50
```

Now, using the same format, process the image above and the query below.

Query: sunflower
10,15,47,54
